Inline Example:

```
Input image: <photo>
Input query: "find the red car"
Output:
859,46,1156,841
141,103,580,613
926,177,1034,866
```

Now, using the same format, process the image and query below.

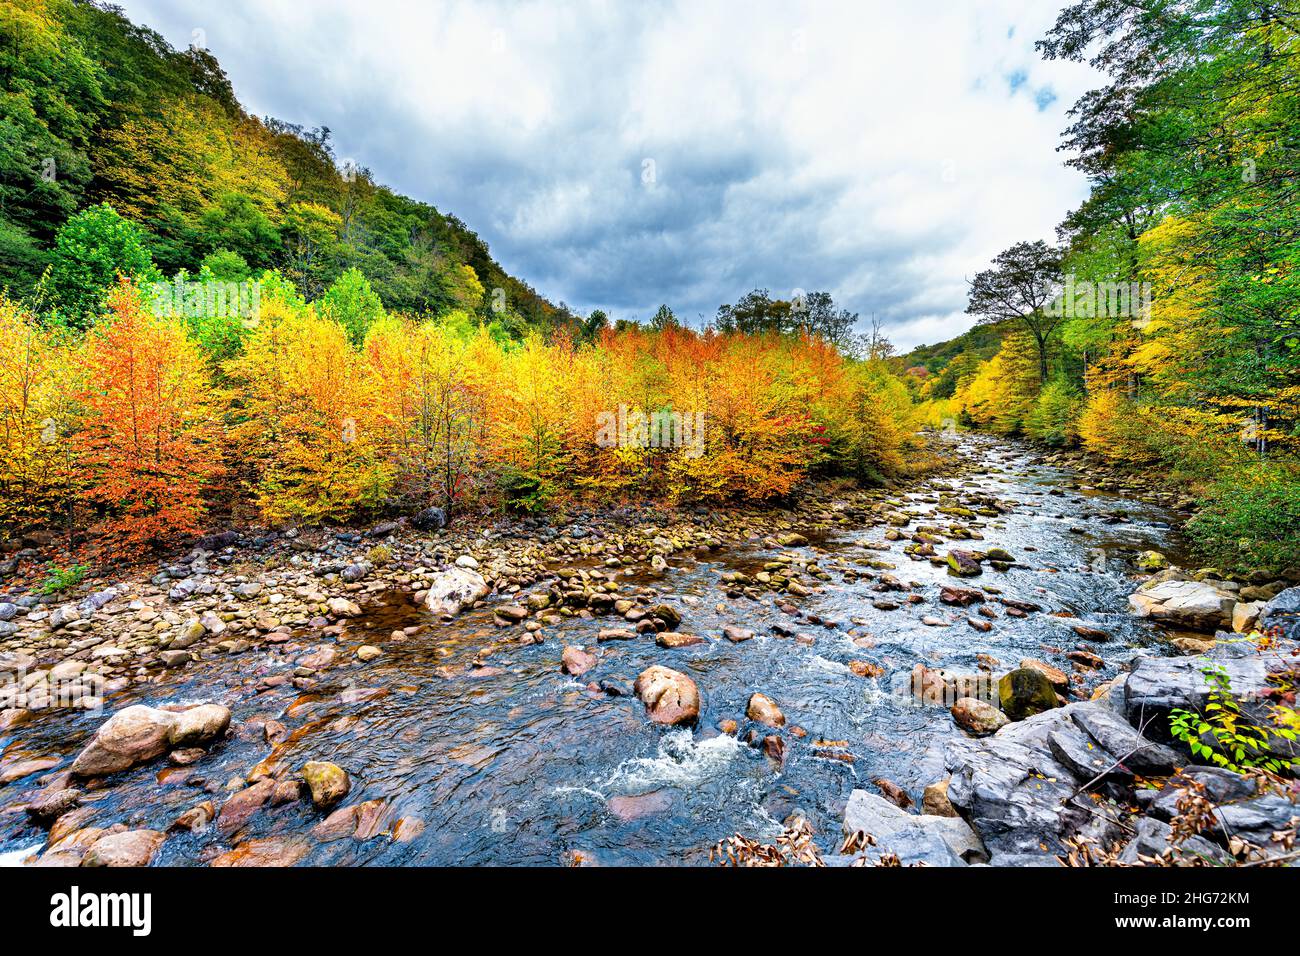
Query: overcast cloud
117,0,1099,350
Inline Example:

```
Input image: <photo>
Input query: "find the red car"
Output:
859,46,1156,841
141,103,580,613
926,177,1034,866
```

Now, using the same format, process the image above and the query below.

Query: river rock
217,779,276,836
167,703,231,747
945,550,983,577
632,665,699,726
71,705,177,776
560,646,596,676
1135,550,1168,572
425,567,490,617
302,761,350,808
951,697,1008,735
841,790,986,866
1128,579,1235,631
81,829,165,867
998,668,1060,721
746,692,785,727
656,631,705,648
1231,601,1264,634
25,787,82,824
940,585,984,607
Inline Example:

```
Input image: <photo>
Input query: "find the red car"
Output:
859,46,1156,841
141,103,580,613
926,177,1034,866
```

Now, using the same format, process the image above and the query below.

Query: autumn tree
75,281,223,552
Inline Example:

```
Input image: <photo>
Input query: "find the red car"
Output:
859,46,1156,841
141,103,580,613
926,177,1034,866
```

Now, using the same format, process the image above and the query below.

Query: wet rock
922,778,958,817
722,625,754,643
841,790,985,866
1019,658,1068,692
1072,625,1111,642
1136,550,1168,572
560,646,596,677
301,761,350,808
217,779,276,836
1129,579,1234,632
874,778,913,809
167,703,231,747
355,645,382,661
81,829,165,867
648,604,682,629
998,668,1060,721
632,665,700,726
656,631,705,648
425,567,489,617
597,628,636,642
940,585,985,607
210,836,310,867
778,533,808,547
762,735,786,762
71,705,177,776
608,791,672,822
951,697,1008,735
746,692,785,727
170,801,215,832
26,787,82,825
945,550,983,578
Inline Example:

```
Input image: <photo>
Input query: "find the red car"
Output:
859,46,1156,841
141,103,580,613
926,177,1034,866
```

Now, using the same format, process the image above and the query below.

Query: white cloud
117,0,1099,349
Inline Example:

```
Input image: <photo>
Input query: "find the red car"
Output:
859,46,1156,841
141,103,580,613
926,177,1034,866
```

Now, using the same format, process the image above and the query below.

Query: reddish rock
632,666,700,726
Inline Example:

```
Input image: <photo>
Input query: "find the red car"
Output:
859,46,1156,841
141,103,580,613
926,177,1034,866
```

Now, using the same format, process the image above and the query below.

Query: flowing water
0,435,1187,865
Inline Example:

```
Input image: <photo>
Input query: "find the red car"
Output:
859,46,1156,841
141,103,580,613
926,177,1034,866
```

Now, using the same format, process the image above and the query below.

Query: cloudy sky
118,0,1099,350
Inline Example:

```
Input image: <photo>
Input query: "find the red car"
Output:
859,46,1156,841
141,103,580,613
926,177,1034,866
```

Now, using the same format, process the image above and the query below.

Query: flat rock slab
842,789,986,866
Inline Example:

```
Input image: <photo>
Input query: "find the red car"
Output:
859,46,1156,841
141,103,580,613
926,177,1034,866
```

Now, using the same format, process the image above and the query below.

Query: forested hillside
1,0,567,330
909,1,1300,576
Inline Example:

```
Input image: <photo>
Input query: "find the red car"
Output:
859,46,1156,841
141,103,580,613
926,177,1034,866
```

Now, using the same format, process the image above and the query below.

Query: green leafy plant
1170,663,1296,775
38,563,90,595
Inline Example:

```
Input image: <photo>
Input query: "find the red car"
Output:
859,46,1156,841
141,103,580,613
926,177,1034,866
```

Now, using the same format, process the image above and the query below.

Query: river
0,434,1188,865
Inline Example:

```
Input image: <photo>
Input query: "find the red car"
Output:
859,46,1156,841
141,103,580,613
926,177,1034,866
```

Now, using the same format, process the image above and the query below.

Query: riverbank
1,433,1293,866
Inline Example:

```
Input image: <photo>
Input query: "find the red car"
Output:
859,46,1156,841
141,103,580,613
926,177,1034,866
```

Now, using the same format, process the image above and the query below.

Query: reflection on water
0,436,1186,865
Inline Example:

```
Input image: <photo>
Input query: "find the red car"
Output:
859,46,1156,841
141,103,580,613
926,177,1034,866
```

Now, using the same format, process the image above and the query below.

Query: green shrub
1024,379,1081,446
38,563,89,595
1186,465,1300,575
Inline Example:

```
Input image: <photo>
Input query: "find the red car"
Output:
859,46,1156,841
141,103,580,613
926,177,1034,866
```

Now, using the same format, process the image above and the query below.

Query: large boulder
1118,650,1282,749
425,567,490,617
1128,579,1235,631
70,705,177,776
1258,586,1300,640
632,666,700,726
998,668,1060,721
841,789,986,866
1068,702,1180,776
944,731,1123,861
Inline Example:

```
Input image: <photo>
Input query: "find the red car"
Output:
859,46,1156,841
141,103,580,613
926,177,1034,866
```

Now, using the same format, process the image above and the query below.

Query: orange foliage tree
75,281,223,551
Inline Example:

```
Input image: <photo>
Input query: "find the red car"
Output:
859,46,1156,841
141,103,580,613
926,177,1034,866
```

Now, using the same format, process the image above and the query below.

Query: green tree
318,266,385,346
47,203,156,327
